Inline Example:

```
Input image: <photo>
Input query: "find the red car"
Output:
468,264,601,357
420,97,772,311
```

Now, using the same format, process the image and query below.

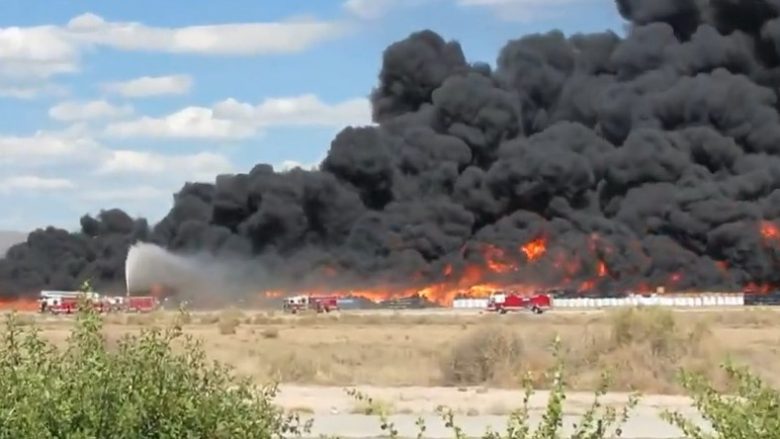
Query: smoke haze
4,0,780,301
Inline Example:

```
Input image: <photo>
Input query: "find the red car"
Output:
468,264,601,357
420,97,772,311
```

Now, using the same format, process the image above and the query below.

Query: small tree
662,362,780,438
0,280,310,438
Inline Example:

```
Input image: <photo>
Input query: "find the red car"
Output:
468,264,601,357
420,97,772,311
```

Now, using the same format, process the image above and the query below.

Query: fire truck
39,291,159,315
486,291,552,314
39,291,100,314
115,296,159,313
282,294,339,314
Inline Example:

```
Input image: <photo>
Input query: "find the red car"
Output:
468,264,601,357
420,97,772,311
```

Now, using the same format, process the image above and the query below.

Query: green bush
0,286,309,439
663,361,780,438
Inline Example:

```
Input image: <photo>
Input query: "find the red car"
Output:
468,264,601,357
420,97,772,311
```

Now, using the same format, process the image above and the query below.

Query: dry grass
439,324,525,386
350,396,395,415
15,307,780,395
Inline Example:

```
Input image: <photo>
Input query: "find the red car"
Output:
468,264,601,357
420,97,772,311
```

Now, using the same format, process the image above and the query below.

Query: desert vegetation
2,293,780,437
30,304,780,394
4,277,780,436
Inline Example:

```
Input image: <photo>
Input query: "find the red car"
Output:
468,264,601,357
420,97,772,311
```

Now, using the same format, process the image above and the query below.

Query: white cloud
343,0,429,19
49,99,134,122
102,74,193,98
0,125,235,193
0,175,76,192
96,149,234,181
278,159,320,172
214,94,372,127
66,13,348,55
0,83,68,100
104,106,257,140
0,13,349,83
343,0,399,18
0,129,102,165
77,186,167,202
0,123,239,228
105,94,372,140
0,25,79,80
456,0,594,21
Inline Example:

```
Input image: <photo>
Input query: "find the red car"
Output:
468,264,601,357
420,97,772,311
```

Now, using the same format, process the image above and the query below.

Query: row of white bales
452,293,747,309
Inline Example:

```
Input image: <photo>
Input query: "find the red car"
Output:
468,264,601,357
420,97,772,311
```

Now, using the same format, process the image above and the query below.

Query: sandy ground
274,385,707,438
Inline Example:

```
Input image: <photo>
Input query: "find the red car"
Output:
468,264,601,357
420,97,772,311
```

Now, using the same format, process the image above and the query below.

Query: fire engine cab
282,295,339,314
486,291,552,314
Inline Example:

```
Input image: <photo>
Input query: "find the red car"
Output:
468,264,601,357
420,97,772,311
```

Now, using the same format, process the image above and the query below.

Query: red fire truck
282,294,340,314
40,292,159,315
121,296,159,313
486,291,552,314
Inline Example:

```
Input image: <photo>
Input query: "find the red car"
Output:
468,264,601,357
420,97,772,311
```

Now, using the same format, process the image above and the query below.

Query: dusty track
276,385,703,439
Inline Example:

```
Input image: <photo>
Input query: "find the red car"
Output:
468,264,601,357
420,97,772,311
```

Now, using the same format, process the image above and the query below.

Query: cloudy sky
0,0,624,232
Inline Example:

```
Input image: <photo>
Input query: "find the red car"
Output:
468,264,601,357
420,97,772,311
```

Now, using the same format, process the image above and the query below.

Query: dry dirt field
11,306,780,401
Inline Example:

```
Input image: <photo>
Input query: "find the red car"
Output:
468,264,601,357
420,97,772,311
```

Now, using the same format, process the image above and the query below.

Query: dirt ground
10,307,780,398
273,384,698,417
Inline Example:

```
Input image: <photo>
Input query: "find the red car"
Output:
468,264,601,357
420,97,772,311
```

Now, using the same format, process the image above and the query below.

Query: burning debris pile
6,0,780,305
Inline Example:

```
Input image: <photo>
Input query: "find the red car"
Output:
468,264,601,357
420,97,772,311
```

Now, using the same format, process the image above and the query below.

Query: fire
521,238,546,262
744,282,772,294
597,261,607,277
482,244,515,273
0,298,39,312
761,221,780,241
252,222,780,307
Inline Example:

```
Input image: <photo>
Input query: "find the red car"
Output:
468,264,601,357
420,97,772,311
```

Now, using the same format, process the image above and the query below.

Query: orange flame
521,238,547,262
761,221,780,241
0,298,39,312
482,244,515,273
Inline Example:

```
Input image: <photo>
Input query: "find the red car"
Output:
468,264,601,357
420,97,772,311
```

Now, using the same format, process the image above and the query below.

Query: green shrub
0,287,309,439
663,361,780,438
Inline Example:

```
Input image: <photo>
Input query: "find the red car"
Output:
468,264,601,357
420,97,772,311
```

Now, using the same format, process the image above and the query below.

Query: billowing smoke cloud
5,0,780,301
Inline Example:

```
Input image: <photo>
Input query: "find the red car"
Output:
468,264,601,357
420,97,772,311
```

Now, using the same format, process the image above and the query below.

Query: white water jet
125,242,213,296
124,242,274,305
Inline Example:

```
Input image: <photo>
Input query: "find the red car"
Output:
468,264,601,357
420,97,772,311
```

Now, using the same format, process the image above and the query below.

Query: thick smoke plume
5,0,780,304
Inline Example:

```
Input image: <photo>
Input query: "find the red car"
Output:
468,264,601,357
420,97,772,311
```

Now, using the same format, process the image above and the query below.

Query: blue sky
0,0,625,232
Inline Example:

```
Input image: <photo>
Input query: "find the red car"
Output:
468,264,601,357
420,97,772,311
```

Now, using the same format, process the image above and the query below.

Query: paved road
298,413,707,438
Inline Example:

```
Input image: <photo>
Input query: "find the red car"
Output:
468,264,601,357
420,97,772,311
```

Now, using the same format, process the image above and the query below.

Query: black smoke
5,0,780,299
